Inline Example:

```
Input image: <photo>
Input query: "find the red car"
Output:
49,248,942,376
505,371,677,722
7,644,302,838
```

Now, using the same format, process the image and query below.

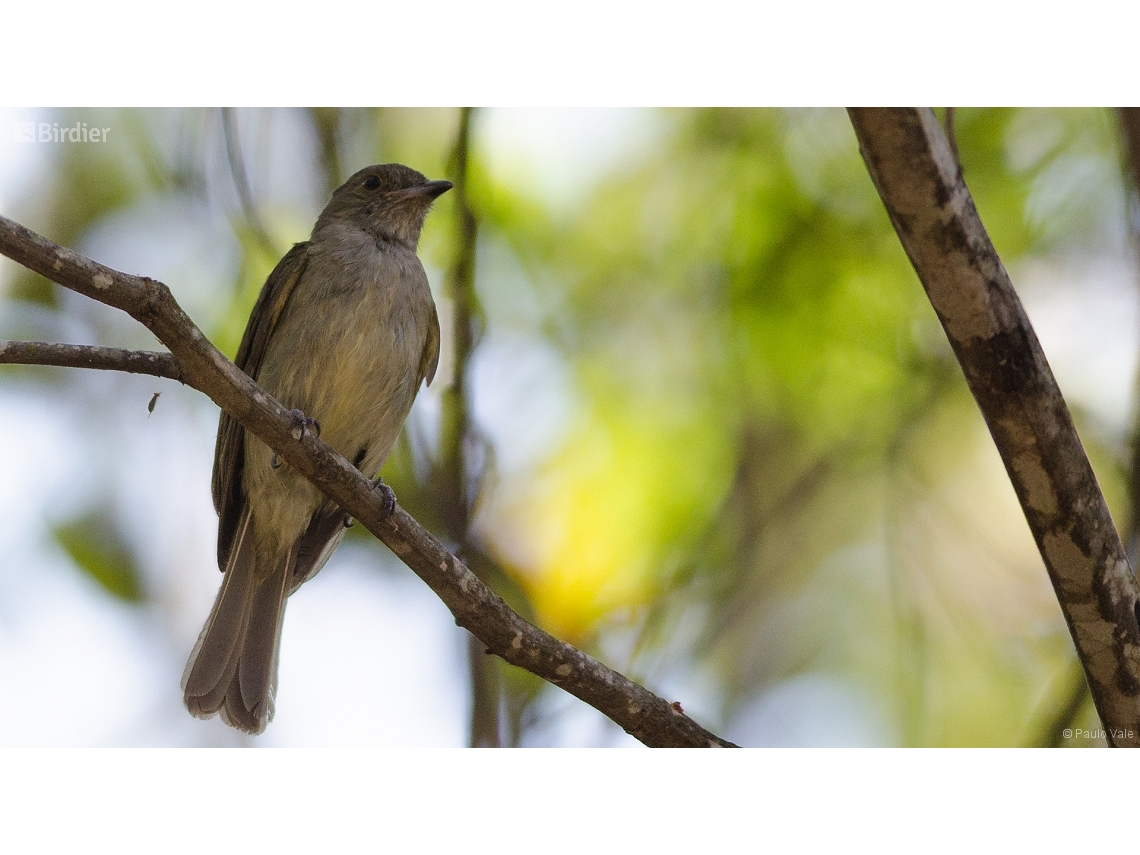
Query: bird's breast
253,241,430,468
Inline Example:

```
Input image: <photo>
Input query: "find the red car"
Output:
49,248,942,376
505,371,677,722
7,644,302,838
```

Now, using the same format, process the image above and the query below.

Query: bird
182,163,451,734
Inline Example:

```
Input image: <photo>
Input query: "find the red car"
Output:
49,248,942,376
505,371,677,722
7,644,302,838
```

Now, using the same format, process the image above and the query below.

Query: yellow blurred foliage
503,401,729,642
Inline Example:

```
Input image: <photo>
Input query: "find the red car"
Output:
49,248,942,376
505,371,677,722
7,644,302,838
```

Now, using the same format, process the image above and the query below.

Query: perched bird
183,163,451,734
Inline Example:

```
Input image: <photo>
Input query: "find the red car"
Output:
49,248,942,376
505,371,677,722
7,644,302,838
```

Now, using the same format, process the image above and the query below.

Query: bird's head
315,163,452,249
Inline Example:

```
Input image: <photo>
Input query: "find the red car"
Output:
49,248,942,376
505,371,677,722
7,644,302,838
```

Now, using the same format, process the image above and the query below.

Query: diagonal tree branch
848,107,1140,746
0,212,734,748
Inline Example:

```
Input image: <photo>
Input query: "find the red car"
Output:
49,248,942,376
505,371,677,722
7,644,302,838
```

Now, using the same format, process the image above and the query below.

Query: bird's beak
397,180,453,201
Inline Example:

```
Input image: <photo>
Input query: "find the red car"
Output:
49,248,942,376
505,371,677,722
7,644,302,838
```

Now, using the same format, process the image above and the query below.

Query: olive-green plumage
182,164,450,734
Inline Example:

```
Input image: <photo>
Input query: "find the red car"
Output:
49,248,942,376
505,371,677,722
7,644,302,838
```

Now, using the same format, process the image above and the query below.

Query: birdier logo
13,121,110,143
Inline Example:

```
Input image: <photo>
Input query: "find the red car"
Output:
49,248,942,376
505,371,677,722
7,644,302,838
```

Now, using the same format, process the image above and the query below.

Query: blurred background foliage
0,107,1134,746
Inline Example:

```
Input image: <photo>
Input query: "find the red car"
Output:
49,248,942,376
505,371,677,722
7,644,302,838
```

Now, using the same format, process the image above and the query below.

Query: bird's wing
419,299,441,387
212,241,311,570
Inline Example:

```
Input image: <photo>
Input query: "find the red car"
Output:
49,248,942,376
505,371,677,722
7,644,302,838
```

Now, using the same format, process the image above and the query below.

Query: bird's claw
288,409,321,441
372,477,396,519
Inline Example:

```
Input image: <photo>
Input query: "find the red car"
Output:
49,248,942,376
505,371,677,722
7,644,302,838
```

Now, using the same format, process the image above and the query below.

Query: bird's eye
363,175,381,191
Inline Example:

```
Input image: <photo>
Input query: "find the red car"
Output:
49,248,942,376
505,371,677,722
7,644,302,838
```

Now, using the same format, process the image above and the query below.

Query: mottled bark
849,107,1140,746
0,212,734,748
0,341,182,380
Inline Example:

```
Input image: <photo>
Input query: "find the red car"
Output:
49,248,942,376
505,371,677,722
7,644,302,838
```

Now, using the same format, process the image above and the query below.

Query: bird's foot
372,476,397,519
344,480,395,527
288,409,321,441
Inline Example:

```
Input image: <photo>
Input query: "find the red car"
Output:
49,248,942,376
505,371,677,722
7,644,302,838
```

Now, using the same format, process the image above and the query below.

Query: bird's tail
182,510,290,735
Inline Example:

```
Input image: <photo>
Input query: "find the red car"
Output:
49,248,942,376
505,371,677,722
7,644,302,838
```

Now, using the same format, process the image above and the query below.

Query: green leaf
53,512,144,603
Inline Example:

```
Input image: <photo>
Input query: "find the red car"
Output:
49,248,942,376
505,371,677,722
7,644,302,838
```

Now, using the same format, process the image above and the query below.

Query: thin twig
0,341,182,380
442,105,486,536
307,108,344,195
1024,659,1092,747
440,106,502,747
1115,108,1140,568
849,108,1140,746
221,108,279,259
0,211,735,748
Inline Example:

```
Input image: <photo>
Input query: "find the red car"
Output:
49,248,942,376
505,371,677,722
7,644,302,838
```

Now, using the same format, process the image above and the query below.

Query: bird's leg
343,478,395,527
287,408,321,441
